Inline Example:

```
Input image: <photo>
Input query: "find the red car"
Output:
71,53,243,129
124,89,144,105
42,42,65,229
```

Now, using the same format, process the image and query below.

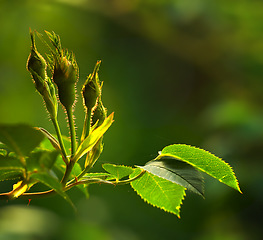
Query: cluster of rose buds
27,29,107,169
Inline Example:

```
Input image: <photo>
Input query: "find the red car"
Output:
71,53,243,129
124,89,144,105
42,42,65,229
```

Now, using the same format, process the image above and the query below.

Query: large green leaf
102,164,134,181
138,155,204,197
26,150,59,172
29,172,74,208
0,124,44,157
130,169,186,217
0,169,23,181
0,155,24,171
0,155,25,182
73,113,114,161
161,144,241,193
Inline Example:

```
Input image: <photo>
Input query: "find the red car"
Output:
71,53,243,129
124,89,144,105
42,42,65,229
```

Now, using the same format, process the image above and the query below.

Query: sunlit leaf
11,181,28,198
130,168,185,217
161,144,242,193
138,155,204,197
0,124,44,157
73,113,114,161
102,163,134,181
80,172,111,180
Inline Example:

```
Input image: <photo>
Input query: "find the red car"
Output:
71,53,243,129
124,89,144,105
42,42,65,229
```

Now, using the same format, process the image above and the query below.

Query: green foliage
130,169,186,217
0,124,44,158
0,30,241,218
161,144,242,193
73,113,114,161
137,155,204,197
103,164,134,182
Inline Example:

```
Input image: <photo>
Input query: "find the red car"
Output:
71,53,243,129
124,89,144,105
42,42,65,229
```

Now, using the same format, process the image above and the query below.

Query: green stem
65,179,113,191
66,107,77,157
113,169,146,185
51,117,68,163
66,165,92,186
61,159,76,186
60,107,77,186
0,170,145,200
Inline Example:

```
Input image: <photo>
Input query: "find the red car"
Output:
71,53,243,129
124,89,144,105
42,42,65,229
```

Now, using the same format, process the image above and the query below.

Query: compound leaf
138,155,204,197
161,144,241,193
130,169,186,217
0,124,44,157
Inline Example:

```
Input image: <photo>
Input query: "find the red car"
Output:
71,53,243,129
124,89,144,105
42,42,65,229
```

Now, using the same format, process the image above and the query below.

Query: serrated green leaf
130,168,185,217
138,155,204,197
30,172,74,208
102,164,134,181
80,172,111,181
0,155,25,171
161,144,241,193
0,170,22,181
73,113,114,161
0,124,44,157
0,154,25,181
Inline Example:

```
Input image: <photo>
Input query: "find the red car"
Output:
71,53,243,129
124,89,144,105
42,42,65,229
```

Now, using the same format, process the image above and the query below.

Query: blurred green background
0,0,263,239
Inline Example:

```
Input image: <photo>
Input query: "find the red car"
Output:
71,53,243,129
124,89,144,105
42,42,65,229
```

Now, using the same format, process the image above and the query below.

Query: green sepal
27,29,47,95
36,127,61,151
82,60,101,111
73,113,114,161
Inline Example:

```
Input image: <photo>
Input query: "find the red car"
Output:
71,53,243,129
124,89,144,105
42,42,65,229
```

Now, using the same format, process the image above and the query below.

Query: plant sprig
0,30,241,218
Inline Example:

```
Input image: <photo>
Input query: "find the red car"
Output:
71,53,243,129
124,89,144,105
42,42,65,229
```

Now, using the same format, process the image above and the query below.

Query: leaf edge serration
161,144,242,193
130,170,186,218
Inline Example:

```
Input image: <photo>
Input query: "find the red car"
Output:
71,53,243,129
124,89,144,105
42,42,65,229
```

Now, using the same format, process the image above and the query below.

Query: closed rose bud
82,61,101,111
27,30,47,95
53,55,78,110
91,99,107,127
